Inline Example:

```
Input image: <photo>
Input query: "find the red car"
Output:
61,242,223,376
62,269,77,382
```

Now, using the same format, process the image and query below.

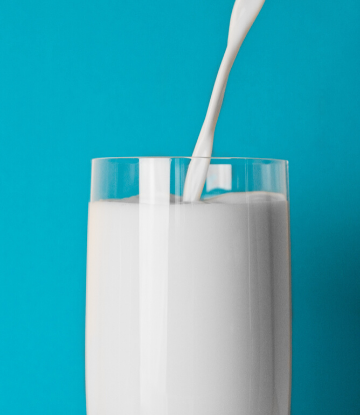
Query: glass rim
92,156,288,163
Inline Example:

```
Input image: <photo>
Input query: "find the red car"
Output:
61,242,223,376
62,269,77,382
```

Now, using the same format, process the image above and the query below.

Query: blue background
0,0,359,413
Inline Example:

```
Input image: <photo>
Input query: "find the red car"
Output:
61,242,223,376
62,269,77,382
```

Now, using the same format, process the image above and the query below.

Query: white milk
86,192,291,415
183,0,266,202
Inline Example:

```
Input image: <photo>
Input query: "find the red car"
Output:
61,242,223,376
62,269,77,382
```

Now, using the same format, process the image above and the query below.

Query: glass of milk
86,157,291,415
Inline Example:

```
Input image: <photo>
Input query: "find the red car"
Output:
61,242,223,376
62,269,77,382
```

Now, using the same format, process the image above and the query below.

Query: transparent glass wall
86,157,291,415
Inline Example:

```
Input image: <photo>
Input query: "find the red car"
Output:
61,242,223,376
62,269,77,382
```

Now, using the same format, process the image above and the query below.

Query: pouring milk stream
183,0,266,202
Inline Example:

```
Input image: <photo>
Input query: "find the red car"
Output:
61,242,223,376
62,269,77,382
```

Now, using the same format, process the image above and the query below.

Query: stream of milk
183,0,266,202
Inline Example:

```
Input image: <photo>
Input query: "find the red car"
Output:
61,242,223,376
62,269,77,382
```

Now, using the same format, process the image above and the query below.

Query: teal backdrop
0,0,359,414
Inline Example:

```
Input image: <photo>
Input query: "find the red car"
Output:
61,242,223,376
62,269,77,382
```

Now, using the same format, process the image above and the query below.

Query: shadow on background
292,203,360,414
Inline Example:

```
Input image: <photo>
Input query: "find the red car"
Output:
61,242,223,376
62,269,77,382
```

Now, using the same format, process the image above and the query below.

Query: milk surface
86,192,291,415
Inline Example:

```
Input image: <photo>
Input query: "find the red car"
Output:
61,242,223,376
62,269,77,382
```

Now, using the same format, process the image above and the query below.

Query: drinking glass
86,157,291,415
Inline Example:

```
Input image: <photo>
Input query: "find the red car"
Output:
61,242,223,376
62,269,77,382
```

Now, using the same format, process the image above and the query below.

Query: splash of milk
183,0,266,202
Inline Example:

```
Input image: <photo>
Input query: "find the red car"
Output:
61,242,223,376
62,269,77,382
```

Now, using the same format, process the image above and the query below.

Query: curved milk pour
183,0,266,202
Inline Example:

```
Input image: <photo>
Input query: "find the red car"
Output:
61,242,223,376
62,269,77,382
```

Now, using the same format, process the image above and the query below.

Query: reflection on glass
206,164,232,192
